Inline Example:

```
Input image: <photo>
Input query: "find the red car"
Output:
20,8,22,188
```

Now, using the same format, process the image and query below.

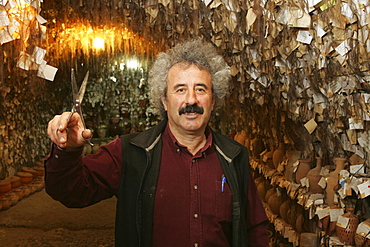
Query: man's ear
161,96,168,111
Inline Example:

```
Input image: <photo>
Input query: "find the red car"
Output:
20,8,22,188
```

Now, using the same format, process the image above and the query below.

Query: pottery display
8,176,21,188
15,172,34,184
234,130,248,145
336,208,359,245
0,196,10,210
294,158,312,184
251,137,265,159
355,218,370,247
306,157,324,194
272,142,286,169
326,157,347,206
267,189,284,215
284,150,302,182
0,179,11,194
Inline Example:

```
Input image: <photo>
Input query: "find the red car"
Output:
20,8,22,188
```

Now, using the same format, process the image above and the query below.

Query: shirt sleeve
246,172,270,246
44,138,123,208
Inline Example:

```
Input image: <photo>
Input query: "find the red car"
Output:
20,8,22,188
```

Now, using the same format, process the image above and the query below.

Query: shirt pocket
215,180,233,222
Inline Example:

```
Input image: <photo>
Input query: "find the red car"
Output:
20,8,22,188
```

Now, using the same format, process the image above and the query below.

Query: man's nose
185,90,198,105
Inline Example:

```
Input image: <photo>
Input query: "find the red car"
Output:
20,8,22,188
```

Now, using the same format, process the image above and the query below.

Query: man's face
162,63,215,136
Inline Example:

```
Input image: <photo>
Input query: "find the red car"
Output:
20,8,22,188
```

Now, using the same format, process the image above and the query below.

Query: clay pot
279,199,291,222
235,130,248,145
33,166,45,177
306,157,324,194
32,181,45,191
20,185,31,198
0,179,11,194
267,189,284,215
34,161,43,167
97,125,107,138
0,196,10,210
6,192,19,206
12,188,24,200
8,176,21,188
326,158,347,206
284,150,302,182
355,218,370,247
257,182,267,202
16,172,34,184
265,148,275,169
287,201,302,227
272,142,286,169
251,137,265,159
265,188,276,203
336,208,359,245
294,158,312,184
21,167,38,179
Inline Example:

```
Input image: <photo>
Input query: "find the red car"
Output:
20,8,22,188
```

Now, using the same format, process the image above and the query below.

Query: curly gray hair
148,38,231,117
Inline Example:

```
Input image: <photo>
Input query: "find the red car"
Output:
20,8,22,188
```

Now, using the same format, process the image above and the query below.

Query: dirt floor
0,189,117,247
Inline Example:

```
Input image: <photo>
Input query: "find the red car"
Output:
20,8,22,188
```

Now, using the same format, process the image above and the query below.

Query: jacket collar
130,118,168,151
130,118,242,161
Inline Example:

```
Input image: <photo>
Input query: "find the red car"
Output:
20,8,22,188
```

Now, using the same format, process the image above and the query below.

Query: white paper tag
336,215,349,228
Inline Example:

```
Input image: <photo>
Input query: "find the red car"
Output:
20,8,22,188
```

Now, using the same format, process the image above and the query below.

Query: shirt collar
164,123,213,156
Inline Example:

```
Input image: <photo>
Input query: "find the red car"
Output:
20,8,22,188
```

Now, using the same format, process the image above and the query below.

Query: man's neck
168,125,207,156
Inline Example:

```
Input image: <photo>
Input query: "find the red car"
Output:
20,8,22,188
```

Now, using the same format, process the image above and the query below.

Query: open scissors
67,68,94,146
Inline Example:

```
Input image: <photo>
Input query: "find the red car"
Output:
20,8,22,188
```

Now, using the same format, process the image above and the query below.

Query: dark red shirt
45,125,269,246
153,126,232,246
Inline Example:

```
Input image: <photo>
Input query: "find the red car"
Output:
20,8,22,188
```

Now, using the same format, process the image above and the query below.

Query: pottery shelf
252,158,368,247
263,201,301,246
0,164,45,211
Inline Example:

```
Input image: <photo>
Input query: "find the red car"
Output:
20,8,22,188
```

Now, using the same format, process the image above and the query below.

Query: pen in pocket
221,175,227,192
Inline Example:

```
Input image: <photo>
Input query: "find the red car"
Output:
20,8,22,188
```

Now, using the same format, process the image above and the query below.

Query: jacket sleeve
246,172,270,247
44,138,123,208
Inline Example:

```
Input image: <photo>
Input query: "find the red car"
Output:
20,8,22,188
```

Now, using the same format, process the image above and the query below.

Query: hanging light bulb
127,59,139,69
93,37,105,49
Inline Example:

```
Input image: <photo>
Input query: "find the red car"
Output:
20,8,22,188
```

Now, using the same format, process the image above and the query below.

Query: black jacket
116,119,250,246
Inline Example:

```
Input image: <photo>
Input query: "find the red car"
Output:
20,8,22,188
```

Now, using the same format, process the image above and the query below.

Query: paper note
16,52,32,70
36,15,47,24
358,180,370,199
350,164,365,174
329,208,344,222
0,8,10,26
246,8,257,32
297,30,313,44
32,46,46,65
314,22,327,37
316,206,330,219
336,40,351,56
336,214,349,228
349,117,364,130
304,118,317,134
307,0,322,12
37,62,58,81
356,222,370,237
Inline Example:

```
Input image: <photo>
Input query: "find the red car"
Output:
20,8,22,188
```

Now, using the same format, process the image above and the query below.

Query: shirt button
192,159,195,163
176,148,180,153
194,213,198,218
55,154,59,159
194,244,199,247
194,185,198,190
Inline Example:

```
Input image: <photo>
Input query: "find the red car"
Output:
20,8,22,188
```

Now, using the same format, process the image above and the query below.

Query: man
45,39,269,246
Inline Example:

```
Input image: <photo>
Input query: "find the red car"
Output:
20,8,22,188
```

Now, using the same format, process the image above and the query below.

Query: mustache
179,104,204,115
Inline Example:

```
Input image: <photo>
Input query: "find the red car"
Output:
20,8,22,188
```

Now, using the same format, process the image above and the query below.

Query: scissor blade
71,68,79,100
76,71,89,103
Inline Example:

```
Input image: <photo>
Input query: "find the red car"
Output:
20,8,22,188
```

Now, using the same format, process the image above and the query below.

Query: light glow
93,38,105,49
127,59,139,69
